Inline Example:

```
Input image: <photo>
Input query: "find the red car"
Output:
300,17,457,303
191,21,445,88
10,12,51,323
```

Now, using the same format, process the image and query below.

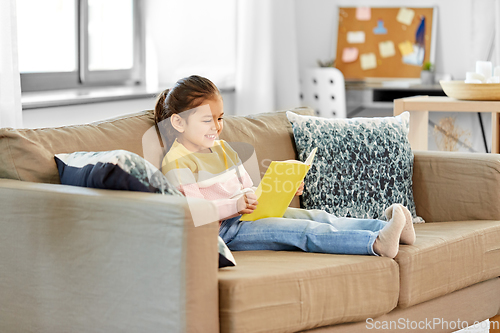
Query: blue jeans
219,207,387,255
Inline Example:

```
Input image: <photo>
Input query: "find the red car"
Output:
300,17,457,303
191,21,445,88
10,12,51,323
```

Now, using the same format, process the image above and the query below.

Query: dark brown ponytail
154,75,221,150
154,89,170,125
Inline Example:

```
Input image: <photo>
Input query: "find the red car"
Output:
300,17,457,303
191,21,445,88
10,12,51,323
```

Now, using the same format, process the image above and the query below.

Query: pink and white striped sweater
161,139,254,220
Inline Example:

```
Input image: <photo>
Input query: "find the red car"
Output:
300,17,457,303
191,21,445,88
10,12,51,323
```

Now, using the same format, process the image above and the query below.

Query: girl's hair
154,75,221,150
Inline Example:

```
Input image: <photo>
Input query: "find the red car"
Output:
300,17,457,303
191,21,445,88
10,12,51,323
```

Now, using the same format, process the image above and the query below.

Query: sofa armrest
412,151,500,222
0,179,220,333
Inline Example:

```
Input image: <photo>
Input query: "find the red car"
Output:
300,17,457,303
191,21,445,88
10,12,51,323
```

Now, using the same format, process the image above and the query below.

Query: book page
305,147,317,166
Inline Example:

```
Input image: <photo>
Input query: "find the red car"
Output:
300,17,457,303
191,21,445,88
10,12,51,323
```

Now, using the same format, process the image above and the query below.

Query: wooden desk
393,96,500,154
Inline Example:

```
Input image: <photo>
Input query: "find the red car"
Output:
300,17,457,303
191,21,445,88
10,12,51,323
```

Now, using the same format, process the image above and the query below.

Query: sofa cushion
396,220,500,308
54,150,181,196
0,111,156,184
286,111,421,222
412,151,500,222
218,251,399,333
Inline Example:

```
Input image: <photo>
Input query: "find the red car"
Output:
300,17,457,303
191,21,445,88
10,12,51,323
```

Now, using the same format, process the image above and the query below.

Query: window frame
20,0,144,92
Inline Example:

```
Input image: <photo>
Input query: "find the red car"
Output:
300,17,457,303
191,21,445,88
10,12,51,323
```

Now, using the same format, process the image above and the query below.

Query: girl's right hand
237,192,258,215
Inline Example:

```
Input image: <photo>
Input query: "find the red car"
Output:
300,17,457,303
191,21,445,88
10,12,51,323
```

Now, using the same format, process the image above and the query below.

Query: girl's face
174,97,224,153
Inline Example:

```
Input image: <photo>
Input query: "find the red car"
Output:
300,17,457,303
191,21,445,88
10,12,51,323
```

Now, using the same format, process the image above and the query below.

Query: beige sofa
0,107,499,333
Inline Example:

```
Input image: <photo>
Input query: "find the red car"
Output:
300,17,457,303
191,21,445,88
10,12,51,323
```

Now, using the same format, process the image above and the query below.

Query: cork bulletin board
335,7,437,80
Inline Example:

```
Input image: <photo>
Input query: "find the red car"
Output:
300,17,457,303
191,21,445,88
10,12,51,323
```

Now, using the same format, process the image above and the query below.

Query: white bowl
440,80,500,101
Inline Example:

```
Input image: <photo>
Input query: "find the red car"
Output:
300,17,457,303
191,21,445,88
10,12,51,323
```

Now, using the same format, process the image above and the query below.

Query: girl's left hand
237,192,258,215
295,181,304,196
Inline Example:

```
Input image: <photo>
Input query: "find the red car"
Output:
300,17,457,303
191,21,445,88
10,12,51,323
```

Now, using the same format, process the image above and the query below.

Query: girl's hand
237,192,258,215
295,181,305,196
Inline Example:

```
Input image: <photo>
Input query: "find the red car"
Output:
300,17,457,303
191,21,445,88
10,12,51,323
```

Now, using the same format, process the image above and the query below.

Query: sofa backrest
0,111,155,184
220,107,314,180
0,107,314,184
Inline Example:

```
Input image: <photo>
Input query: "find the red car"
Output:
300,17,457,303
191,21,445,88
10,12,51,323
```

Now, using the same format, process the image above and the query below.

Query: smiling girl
154,75,416,258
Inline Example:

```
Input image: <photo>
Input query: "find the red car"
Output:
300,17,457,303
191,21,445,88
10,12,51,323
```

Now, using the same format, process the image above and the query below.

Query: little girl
155,75,415,259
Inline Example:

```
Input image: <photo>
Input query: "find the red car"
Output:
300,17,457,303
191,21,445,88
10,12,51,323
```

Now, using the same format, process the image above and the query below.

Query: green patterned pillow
286,111,422,222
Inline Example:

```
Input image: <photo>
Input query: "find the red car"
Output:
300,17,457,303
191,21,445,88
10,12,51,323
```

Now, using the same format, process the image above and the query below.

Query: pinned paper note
397,8,415,25
356,7,371,21
347,31,365,44
379,41,396,58
373,20,387,35
360,53,377,70
342,47,359,63
398,41,413,56
403,45,424,66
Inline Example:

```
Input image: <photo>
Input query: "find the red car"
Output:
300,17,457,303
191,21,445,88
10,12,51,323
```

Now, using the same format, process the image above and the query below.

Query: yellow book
240,148,317,221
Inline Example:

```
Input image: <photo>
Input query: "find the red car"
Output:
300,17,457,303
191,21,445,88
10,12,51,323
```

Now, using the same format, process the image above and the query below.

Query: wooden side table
393,96,500,154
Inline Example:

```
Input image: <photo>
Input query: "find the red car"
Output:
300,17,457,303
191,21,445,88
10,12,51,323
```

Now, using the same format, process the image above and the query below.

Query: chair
300,68,346,118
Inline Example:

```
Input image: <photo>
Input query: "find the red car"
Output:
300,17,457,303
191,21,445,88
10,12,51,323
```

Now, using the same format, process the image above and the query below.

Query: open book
240,148,317,221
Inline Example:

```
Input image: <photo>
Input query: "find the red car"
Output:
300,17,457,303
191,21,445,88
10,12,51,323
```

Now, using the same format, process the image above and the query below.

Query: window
17,0,143,92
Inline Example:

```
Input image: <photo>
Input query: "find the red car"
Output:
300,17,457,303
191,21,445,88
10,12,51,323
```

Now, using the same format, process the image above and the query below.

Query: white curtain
0,0,23,129
235,0,300,115
470,0,496,64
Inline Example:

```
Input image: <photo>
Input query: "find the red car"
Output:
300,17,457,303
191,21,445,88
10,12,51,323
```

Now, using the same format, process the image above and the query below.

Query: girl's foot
373,205,405,258
385,203,416,245
384,203,398,221
399,205,416,245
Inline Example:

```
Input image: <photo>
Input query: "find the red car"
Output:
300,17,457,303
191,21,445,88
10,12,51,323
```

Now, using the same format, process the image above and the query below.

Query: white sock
373,205,405,258
384,203,398,220
399,205,416,245
385,203,416,245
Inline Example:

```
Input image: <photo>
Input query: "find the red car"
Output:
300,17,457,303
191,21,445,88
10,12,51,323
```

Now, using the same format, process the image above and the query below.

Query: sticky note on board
397,8,415,25
356,7,371,21
398,40,414,56
360,53,377,70
342,47,359,63
347,31,365,44
379,41,396,58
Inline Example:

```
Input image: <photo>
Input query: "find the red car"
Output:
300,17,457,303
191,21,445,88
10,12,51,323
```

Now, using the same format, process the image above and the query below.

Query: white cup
476,61,492,80
466,71,485,83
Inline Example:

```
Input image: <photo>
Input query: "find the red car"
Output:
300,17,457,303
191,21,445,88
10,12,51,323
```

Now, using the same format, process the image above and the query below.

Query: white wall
22,90,235,129
22,98,154,129
295,0,496,79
